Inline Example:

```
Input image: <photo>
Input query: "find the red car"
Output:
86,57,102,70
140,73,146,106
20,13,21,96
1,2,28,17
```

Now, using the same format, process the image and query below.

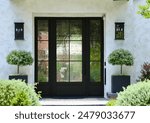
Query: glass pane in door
90,41,101,61
90,62,101,82
57,41,69,60
56,20,82,82
70,20,82,40
57,20,69,40
37,20,49,82
70,41,82,60
70,62,82,82
57,62,69,82
90,20,101,82
90,20,101,41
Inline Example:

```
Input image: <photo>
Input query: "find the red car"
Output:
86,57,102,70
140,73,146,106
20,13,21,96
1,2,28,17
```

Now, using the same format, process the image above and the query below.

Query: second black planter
111,75,130,93
9,75,28,83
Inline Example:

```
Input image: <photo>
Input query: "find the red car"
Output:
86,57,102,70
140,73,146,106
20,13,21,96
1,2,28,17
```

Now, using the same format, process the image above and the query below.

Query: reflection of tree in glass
57,62,69,82
57,20,82,46
57,21,68,61
90,42,101,61
57,20,82,82
38,70,47,82
90,62,100,82
70,62,82,81
90,20,101,41
38,62,48,82
90,20,101,82
90,42,101,82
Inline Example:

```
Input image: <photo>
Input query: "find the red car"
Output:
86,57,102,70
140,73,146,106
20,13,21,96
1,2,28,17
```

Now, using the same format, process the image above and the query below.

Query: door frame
34,17,104,97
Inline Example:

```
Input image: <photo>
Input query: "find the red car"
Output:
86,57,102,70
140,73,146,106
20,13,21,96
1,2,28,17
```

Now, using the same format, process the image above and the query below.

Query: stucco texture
0,0,150,97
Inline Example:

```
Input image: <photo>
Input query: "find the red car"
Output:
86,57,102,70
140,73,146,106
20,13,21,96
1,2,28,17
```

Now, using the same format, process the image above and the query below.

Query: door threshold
41,96,104,99
40,98,108,106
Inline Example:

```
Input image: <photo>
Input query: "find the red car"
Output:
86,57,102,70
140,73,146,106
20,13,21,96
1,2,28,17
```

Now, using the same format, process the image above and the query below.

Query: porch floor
40,98,108,106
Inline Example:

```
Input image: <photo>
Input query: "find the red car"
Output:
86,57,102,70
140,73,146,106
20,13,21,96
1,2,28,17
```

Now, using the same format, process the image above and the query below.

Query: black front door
35,17,104,97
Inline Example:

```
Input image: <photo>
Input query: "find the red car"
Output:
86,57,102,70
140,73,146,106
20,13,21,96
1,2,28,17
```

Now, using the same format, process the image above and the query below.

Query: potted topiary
6,50,33,83
108,49,134,93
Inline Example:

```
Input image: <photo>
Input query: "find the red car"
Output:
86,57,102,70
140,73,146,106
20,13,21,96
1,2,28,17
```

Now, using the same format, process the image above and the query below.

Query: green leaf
138,0,150,18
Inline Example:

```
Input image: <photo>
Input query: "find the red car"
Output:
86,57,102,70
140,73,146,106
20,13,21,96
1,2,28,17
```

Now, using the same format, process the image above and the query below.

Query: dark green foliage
0,80,40,106
90,62,100,82
90,42,101,61
108,49,134,74
108,49,133,66
116,80,150,106
138,62,150,81
7,50,33,74
38,69,47,82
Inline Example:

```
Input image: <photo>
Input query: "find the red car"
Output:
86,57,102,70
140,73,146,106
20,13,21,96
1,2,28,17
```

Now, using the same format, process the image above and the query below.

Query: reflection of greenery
38,71,47,82
57,63,62,72
57,62,81,81
57,20,82,60
90,20,101,82
70,54,81,60
56,20,82,82
56,20,101,82
57,62,69,81
90,42,101,61
70,62,82,81
57,20,81,40
38,66,47,82
90,20,101,41
90,62,100,82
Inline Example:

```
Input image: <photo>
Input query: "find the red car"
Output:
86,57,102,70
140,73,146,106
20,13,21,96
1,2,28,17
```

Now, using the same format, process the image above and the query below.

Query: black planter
9,75,28,83
111,75,130,93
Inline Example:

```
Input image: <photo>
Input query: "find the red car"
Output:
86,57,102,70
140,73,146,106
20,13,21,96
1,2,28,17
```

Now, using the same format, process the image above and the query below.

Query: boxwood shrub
106,99,116,106
116,80,150,106
108,49,134,74
6,50,33,74
0,80,40,106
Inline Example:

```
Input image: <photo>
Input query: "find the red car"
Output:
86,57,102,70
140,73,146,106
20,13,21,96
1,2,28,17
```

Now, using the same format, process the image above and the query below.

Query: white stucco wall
0,0,150,98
